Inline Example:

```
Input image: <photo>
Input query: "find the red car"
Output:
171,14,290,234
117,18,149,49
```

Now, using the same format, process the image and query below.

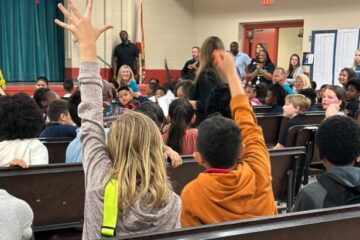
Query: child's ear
166,115,171,124
193,152,205,166
190,114,196,125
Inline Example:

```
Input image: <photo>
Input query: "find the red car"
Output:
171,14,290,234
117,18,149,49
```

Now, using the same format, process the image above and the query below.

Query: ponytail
168,99,194,153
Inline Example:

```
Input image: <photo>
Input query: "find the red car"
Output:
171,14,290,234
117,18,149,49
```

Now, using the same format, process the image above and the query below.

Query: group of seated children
1,2,360,239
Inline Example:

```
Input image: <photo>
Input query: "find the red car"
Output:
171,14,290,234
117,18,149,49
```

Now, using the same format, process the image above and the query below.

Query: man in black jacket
181,46,200,80
293,116,360,211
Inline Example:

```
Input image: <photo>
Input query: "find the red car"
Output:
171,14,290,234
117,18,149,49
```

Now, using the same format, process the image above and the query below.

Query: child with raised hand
273,94,310,149
180,48,276,227
162,99,198,155
55,1,181,238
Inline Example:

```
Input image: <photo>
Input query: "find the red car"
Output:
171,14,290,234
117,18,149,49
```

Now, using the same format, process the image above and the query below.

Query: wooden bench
0,163,84,232
120,204,360,240
39,137,74,164
253,105,271,114
257,112,324,146
169,147,307,211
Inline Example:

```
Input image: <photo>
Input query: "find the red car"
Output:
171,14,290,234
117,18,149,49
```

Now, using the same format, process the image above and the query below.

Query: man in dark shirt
181,46,200,80
112,30,139,81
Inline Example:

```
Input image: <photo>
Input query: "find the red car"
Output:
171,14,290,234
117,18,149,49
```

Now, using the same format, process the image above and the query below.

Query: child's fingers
98,24,113,35
57,3,78,25
85,0,94,19
67,0,82,20
54,19,72,31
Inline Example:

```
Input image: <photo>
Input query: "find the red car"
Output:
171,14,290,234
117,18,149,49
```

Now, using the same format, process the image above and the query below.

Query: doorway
243,21,304,67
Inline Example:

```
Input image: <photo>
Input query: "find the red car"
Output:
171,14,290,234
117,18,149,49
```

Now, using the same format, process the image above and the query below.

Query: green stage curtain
0,0,64,82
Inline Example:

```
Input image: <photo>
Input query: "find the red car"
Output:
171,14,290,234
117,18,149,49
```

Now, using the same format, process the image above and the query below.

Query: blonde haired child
273,94,311,149
55,1,181,238
352,49,360,78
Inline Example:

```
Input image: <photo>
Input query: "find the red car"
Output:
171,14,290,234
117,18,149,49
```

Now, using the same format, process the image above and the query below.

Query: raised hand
54,0,113,61
212,50,245,97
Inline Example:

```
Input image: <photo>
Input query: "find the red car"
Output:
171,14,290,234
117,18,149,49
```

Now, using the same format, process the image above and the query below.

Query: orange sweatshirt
180,95,277,227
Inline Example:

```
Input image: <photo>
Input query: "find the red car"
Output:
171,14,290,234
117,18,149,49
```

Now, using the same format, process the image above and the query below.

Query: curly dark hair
197,115,241,169
316,116,360,166
0,93,44,141
206,84,232,119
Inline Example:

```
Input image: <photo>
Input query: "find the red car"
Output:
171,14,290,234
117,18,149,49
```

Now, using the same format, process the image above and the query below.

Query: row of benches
0,147,306,232
40,111,325,164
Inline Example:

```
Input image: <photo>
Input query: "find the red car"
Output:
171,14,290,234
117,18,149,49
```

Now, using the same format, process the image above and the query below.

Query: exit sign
262,0,273,6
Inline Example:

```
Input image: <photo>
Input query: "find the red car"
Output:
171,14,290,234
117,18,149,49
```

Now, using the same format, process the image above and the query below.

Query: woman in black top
247,49,275,89
189,36,223,125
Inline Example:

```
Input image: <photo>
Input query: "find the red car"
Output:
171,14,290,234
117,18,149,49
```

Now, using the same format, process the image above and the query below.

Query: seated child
297,88,318,111
162,99,198,155
103,81,124,128
180,49,277,227
345,79,360,117
62,79,74,99
55,3,181,238
245,84,262,106
35,76,49,89
265,83,287,114
322,85,347,118
0,93,48,167
0,190,34,239
118,86,141,109
273,94,310,149
40,99,78,138
174,80,194,99
293,116,360,211
155,86,167,101
205,84,232,119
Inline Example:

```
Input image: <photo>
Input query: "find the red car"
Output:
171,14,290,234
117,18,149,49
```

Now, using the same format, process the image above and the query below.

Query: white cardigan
287,66,304,85
0,139,49,167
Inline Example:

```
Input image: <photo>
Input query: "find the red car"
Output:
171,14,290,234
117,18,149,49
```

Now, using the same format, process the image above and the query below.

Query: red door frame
242,21,304,65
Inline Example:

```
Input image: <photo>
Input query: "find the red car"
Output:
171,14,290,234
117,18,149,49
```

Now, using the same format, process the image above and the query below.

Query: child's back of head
167,99,195,153
47,99,72,124
107,111,172,210
317,116,360,167
197,114,241,169
63,79,74,93
206,84,232,118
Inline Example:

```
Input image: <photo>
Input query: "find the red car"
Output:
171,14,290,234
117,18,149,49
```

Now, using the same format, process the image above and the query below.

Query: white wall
143,0,195,69
65,0,360,71
277,27,303,69
193,0,360,53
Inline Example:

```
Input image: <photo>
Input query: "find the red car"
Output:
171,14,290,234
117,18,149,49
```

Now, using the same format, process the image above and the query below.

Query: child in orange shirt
181,48,277,227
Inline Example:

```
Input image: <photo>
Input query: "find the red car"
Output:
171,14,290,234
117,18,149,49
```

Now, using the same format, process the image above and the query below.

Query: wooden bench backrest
39,137,74,164
0,163,84,231
120,204,360,240
257,112,324,146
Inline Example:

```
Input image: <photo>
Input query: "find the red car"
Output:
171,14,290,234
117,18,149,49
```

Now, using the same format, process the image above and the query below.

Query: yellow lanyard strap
101,178,119,237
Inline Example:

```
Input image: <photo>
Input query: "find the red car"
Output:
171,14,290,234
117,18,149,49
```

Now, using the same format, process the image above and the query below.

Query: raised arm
55,0,113,188
212,50,270,173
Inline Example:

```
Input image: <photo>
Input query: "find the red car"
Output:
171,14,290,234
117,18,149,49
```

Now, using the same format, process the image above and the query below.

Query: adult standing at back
189,36,223,125
181,47,200,80
286,53,304,85
352,49,360,78
246,49,275,89
112,30,139,81
230,41,251,81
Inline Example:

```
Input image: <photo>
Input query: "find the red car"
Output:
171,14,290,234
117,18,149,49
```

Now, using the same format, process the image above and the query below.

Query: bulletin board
310,29,360,88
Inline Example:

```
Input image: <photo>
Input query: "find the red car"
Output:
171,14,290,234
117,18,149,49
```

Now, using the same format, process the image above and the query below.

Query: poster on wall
303,52,314,65
334,29,359,86
312,32,336,87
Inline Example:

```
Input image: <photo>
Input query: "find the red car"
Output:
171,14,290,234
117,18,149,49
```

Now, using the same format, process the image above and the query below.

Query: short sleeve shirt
114,42,139,73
